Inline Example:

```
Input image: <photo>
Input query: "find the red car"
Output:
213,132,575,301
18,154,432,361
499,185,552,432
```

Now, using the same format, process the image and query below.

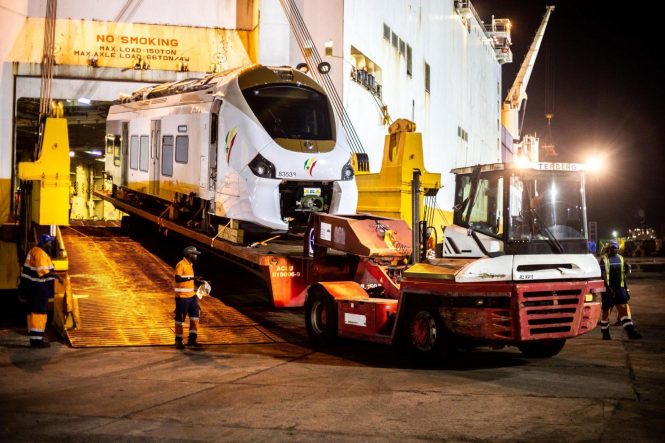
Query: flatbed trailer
95,190,401,307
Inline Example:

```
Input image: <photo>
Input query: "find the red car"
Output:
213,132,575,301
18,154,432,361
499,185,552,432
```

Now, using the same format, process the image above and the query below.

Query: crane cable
278,0,363,153
278,0,369,171
544,32,556,157
36,0,57,159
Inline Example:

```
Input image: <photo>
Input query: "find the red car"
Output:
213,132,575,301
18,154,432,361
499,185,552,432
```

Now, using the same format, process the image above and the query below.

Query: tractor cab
443,162,590,258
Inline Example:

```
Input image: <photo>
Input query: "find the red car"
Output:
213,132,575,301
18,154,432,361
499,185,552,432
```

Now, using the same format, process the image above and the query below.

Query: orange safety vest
21,246,55,283
174,258,195,298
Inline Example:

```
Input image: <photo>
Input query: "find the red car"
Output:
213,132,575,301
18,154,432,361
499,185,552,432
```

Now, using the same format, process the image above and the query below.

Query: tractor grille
519,288,582,337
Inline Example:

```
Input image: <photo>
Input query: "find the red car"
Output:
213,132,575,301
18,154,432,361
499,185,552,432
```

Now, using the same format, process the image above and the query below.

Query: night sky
472,0,665,239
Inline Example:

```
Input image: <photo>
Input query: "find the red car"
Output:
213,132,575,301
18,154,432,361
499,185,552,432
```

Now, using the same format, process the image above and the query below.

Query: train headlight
249,154,276,179
341,160,355,181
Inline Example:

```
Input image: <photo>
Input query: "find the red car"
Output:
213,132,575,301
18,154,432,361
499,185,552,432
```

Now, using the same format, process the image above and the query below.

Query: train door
208,99,222,201
150,120,161,195
121,122,129,187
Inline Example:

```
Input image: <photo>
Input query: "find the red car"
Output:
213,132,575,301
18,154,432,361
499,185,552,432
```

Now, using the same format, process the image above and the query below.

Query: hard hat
609,240,619,249
38,234,55,245
183,246,201,256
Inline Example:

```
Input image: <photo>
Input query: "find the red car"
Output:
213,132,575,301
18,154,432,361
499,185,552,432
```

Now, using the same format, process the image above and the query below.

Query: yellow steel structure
16,116,76,335
356,119,442,227
18,117,71,227
0,238,19,289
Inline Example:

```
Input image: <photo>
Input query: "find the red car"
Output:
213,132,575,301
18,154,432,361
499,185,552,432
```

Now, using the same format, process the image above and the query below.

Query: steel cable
279,0,366,157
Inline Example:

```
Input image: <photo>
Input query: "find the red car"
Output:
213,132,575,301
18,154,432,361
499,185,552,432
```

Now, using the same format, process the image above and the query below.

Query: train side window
105,135,114,154
139,135,149,172
130,135,139,170
175,135,188,164
113,135,121,167
162,135,174,176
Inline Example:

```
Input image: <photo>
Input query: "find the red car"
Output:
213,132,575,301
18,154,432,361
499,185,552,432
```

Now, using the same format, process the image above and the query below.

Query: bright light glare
612,230,618,238
515,156,530,169
69,151,75,157
78,97,91,105
84,149,103,156
585,155,603,172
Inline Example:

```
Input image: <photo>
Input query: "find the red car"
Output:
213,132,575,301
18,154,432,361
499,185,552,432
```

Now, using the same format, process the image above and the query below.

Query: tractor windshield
507,170,588,252
453,166,590,255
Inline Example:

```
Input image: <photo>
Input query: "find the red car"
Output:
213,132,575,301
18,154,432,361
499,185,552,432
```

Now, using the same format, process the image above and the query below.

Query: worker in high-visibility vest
174,245,204,349
21,234,63,348
599,240,642,340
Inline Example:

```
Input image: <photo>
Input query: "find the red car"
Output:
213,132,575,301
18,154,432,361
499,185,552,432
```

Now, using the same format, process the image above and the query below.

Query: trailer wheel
305,285,337,347
518,339,566,358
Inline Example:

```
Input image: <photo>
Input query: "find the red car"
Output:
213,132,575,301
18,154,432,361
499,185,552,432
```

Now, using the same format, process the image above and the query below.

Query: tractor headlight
249,154,276,179
341,159,355,181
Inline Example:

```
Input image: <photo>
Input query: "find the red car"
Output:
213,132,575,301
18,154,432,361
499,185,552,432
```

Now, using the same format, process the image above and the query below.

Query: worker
174,245,204,349
425,227,437,260
21,234,63,348
599,240,642,340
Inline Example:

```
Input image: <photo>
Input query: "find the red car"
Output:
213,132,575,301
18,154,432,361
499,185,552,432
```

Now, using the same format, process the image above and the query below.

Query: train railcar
104,64,358,233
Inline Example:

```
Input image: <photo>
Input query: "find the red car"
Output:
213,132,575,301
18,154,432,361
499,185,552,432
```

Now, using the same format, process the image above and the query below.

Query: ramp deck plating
63,226,302,347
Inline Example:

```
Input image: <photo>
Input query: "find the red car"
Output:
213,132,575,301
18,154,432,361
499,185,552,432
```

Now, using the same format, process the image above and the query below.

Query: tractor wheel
402,306,453,362
518,339,566,358
304,285,338,348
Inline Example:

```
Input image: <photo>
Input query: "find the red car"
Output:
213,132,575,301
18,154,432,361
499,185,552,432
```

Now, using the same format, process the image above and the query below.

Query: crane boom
502,5,555,141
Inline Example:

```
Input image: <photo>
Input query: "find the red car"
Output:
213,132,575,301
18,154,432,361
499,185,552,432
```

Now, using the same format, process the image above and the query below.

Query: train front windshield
242,85,334,140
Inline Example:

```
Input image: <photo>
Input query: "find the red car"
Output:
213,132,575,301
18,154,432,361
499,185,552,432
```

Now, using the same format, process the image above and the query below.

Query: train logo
225,127,238,163
304,158,317,176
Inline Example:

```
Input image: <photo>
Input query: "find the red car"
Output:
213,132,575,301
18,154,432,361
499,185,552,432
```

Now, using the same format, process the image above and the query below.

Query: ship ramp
63,225,304,347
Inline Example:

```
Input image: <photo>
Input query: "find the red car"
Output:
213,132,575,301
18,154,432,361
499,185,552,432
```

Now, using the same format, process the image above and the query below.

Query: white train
105,64,358,233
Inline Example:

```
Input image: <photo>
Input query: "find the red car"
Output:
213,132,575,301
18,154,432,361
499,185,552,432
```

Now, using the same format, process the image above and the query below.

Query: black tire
401,305,454,362
518,339,566,358
304,285,337,347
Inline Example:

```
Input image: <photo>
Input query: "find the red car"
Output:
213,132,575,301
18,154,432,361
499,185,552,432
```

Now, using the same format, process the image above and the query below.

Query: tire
518,339,566,358
401,305,454,362
304,285,337,347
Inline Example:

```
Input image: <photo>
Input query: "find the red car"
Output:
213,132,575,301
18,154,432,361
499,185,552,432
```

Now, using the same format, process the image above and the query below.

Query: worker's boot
625,324,642,340
188,321,202,349
175,338,186,350
600,321,611,340
30,339,50,348
187,338,203,349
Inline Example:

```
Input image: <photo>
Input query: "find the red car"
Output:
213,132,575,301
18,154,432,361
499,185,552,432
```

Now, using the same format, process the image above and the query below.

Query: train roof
116,64,326,104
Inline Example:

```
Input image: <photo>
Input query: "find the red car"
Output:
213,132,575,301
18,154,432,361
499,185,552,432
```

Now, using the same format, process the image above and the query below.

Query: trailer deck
94,190,321,307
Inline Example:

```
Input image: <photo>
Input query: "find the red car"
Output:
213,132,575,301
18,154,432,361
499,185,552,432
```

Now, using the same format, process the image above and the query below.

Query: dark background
473,0,664,239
